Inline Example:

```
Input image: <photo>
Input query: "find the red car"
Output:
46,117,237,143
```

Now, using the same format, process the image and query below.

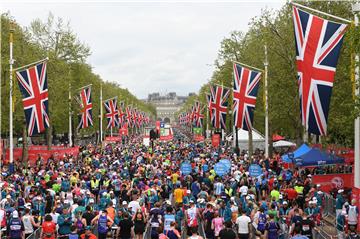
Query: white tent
273,140,296,148
227,128,265,150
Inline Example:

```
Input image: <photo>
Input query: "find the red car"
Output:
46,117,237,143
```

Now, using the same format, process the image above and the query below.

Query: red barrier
312,173,353,193
5,146,80,165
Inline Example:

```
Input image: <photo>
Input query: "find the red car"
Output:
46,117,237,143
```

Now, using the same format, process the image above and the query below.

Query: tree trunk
22,122,28,166
248,127,253,161
47,125,52,150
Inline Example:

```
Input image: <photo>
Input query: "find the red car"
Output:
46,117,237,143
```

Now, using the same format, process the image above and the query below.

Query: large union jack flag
293,6,347,135
233,63,261,131
104,98,120,129
210,85,230,129
15,61,49,136
77,86,93,129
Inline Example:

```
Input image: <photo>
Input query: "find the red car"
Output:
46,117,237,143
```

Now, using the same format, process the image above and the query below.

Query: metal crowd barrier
181,217,187,239
323,193,336,216
143,220,152,239
278,221,289,239
25,228,41,239
197,216,206,239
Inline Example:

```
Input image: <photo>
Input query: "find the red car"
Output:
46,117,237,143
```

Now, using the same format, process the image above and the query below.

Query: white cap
6,195,11,199
12,210,19,218
279,195,283,199
316,184,321,188
64,200,69,204
338,189,344,193
89,198,95,203
122,201,128,205
318,191,323,194
246,196,251,200
283,201,288,205
187,190,191,194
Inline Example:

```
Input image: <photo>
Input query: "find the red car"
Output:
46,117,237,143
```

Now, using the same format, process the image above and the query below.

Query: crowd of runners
0,128,359,239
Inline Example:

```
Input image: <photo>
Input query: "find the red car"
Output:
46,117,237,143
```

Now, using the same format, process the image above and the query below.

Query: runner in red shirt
40,215,57,239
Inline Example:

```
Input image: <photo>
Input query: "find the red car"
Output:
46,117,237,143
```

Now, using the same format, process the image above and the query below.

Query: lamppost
352,2,360,191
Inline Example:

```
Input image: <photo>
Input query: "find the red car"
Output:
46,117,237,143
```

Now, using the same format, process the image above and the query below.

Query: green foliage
1,13,155,137
179,1,357,146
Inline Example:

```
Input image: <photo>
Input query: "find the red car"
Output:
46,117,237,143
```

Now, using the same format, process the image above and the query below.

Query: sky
1,0,284,99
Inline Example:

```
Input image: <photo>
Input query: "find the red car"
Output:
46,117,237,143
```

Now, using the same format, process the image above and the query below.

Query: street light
352,2,360,190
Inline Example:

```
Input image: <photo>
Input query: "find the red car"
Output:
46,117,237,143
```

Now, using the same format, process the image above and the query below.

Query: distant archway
164,117,170,123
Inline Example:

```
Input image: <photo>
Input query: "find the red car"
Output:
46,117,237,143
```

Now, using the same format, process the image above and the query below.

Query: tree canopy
1,13,156,138
179,1,359,147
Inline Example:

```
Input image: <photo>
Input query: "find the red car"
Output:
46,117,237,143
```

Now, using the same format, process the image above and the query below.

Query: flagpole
100,83,103,142
9,23,14,173
13,57,49,71
352,2,360,190
264,45,269,158
231,77,240,156
68,73,73,147
291,2,352,23
234,61,264,72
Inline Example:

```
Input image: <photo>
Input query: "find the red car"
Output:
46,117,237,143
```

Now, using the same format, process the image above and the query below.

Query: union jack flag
15,61,50,136
293,6,347,135
233,63,261,131
206,93,212,120
132,108,140,128
76,86,93,129
126,106,133,128
138,111,144,127
118,101,126,127
104,98,120,129
193,101,204,128
144,115,150,125
210,85,230,129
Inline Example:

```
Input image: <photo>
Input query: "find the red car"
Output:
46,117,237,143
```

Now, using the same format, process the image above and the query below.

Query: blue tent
282,144,311,163
293,148,344,167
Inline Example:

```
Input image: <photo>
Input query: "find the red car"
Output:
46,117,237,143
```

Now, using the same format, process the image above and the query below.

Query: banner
214,162,228,177
312,173,353,194
119,126,128,136
5,146,80,165
249,164,263,177
104,136,122,142
180,162,192,175
194,134,205,142
212,134,220,147
193,127,202,134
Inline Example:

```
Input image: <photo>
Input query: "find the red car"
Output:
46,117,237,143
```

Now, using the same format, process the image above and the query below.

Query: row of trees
1,13,156,142
179,1,359,147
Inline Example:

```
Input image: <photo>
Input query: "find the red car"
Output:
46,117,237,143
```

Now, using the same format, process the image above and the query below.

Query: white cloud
1,1,284,98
